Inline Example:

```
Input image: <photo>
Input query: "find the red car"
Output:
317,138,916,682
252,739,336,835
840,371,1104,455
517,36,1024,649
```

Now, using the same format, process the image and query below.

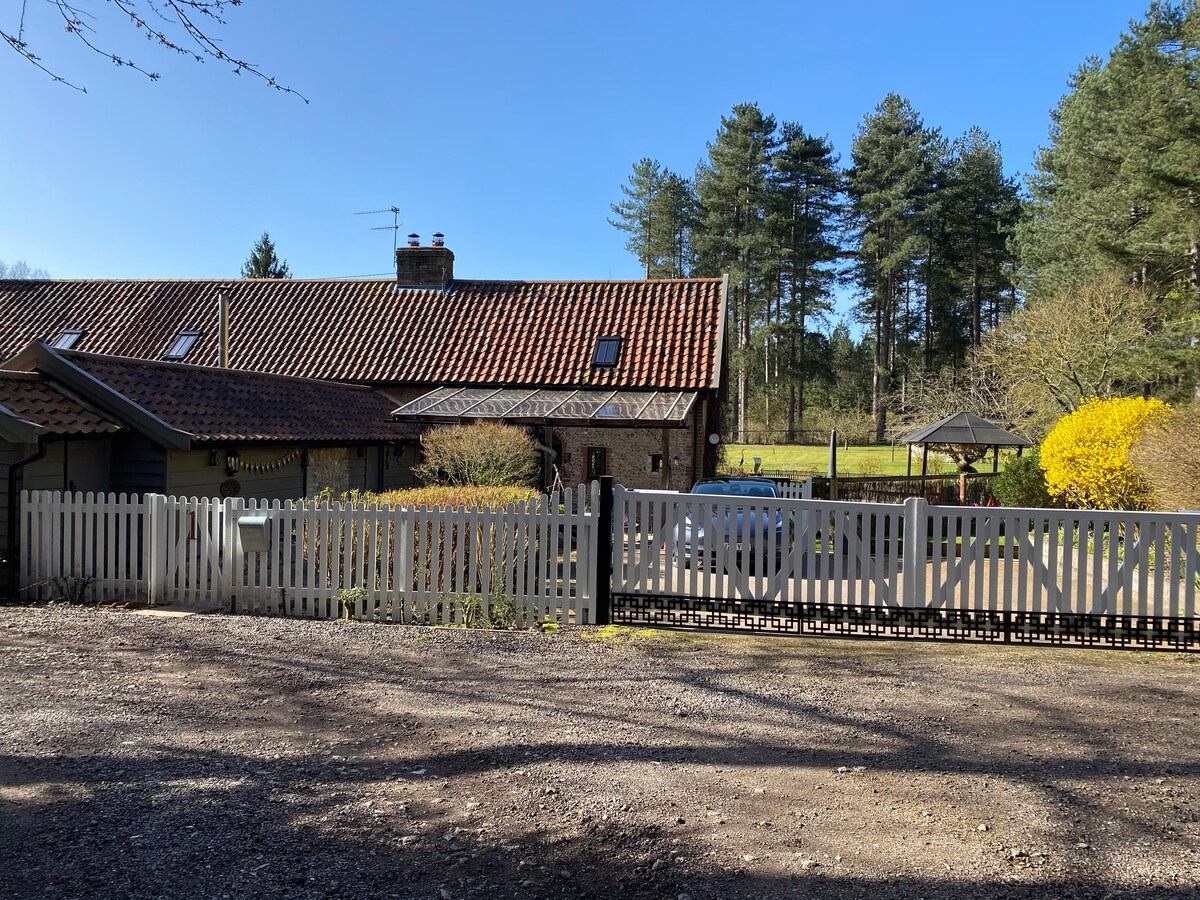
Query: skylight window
164,330,201,361
50,329,85,350
592,336,621,368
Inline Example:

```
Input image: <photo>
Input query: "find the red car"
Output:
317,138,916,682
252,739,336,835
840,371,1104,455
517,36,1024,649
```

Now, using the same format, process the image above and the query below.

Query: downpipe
7,436,48,599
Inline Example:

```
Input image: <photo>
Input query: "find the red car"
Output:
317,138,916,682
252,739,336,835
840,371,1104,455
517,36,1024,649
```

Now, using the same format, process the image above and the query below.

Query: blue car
671,478,790,572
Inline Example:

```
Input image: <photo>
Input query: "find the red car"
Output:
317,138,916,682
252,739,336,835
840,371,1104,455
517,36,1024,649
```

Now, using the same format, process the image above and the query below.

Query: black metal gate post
594,475,615,625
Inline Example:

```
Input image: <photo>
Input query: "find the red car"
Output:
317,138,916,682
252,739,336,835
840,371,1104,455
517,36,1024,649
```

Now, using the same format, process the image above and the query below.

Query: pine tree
694,103,780,442
767,123,843,439
658,171,699,277
609,159,696,278
951,129,1021,345
847,94,940,442
924,128,1020,369
241,231,291,279
1016,2,1200,302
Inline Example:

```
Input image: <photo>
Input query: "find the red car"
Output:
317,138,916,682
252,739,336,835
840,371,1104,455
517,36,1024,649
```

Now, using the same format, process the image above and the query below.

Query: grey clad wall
166,448,305,502
0,441,25,553
110,434,168,497
23,439,112,495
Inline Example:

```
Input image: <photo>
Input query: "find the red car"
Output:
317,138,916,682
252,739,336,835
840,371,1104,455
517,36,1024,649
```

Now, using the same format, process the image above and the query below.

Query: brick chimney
395,233,454,288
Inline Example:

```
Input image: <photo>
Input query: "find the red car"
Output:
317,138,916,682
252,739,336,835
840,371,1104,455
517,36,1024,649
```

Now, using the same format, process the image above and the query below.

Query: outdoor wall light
226,449,240,476
209,449,218,466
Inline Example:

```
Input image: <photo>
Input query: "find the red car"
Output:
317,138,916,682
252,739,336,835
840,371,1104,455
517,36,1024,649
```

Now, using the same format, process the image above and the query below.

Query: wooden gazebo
899,411,1032,477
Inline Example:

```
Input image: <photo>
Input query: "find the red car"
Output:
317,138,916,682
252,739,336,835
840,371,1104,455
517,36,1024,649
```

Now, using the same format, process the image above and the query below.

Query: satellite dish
708,433,720,445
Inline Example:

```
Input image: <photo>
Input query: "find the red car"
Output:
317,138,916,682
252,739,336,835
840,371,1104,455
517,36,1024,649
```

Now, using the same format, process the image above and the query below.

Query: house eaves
0,403,45,444
4,342,193,450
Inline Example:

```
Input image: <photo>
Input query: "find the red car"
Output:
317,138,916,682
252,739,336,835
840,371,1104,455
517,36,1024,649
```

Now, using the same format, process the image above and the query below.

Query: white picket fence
615,489,1200,620
20,485,600,625
21,484,1200,631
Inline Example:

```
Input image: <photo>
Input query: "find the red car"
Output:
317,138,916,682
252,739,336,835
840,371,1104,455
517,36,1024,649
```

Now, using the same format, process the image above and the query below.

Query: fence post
594,476,615,626
902,496,928,608
225,496,244,613
146,493,168,606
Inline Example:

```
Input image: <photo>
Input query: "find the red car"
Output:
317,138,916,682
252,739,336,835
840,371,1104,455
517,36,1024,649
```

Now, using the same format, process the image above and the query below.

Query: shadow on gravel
3,616,1199,899
1,748,1197,900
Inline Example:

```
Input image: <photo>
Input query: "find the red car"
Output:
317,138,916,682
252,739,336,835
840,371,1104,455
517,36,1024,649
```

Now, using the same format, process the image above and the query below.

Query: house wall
307,447,349,497
166,448,306,501
383,443,418,491
110,434,169,497
305,444,418,497
0,440,25,557
22,439,111,495
0,436,113,567
348,447,368,493
555,419,698,491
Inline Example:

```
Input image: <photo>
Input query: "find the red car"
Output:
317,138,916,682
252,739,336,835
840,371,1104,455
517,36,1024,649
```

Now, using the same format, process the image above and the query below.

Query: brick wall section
306,447,350,497
556,422,696,491
394,247,454,287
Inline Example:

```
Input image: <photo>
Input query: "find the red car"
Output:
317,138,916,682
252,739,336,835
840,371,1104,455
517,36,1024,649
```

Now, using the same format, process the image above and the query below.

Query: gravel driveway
2,605,1198,899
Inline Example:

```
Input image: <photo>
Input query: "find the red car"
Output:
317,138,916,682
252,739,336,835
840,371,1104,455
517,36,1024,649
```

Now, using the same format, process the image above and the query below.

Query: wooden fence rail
611,487,1200,645
21,485,1200,649
20,486,600,625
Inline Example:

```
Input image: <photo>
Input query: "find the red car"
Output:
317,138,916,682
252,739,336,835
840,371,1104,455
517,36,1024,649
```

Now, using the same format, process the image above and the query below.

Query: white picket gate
20,485,600,626
611,487,1200,647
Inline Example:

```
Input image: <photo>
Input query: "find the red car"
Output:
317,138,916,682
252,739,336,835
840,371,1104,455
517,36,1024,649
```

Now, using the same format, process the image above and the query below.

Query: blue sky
0,0,1152,295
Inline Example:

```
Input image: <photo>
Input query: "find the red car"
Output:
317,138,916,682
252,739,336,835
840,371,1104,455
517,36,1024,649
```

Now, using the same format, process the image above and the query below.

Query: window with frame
592,336,621,368
164,330,201,361
586,446,607,481
50,329,85,350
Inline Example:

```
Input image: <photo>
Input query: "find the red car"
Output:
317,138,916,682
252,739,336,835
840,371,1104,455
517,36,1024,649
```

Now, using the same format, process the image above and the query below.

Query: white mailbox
237,515,271,553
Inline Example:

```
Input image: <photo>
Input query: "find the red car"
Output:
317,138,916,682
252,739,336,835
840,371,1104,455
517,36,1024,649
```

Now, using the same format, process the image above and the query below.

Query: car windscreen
692,482,778,499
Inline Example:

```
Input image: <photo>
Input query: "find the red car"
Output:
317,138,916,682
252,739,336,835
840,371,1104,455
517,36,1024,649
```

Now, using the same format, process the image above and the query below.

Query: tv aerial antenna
354,206,402,254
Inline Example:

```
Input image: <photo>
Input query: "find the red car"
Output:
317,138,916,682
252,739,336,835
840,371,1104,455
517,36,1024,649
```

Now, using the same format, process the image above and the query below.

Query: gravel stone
1,605,1199,899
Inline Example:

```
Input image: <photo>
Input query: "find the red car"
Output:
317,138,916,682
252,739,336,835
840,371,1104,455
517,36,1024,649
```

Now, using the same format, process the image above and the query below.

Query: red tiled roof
59,351,419,444
0,278,724,390
0,371,121,435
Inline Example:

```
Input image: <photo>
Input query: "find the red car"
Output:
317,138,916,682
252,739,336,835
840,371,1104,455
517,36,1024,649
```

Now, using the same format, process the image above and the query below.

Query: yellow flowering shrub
1040,397,1171,510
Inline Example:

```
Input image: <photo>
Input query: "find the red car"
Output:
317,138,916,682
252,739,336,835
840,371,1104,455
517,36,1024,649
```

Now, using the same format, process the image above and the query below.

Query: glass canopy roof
392,387,697,427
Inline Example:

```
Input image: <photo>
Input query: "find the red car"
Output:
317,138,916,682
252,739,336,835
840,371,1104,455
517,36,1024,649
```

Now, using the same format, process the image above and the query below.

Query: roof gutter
0,401,46,444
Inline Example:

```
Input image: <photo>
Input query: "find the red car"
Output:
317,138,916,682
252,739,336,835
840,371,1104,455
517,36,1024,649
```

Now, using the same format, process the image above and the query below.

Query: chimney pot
431,232,445,247
406,233,420,248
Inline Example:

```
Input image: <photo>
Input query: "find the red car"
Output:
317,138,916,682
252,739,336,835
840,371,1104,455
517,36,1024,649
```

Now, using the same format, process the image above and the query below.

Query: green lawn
723,443,963,477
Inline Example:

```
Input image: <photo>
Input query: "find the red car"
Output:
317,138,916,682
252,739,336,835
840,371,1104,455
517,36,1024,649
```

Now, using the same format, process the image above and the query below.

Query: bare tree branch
2,0,306,100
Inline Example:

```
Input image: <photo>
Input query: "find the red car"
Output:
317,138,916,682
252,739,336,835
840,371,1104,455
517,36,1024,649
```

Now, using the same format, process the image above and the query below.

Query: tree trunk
737,281,749,443
873,284,888,444
972,253,982,346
